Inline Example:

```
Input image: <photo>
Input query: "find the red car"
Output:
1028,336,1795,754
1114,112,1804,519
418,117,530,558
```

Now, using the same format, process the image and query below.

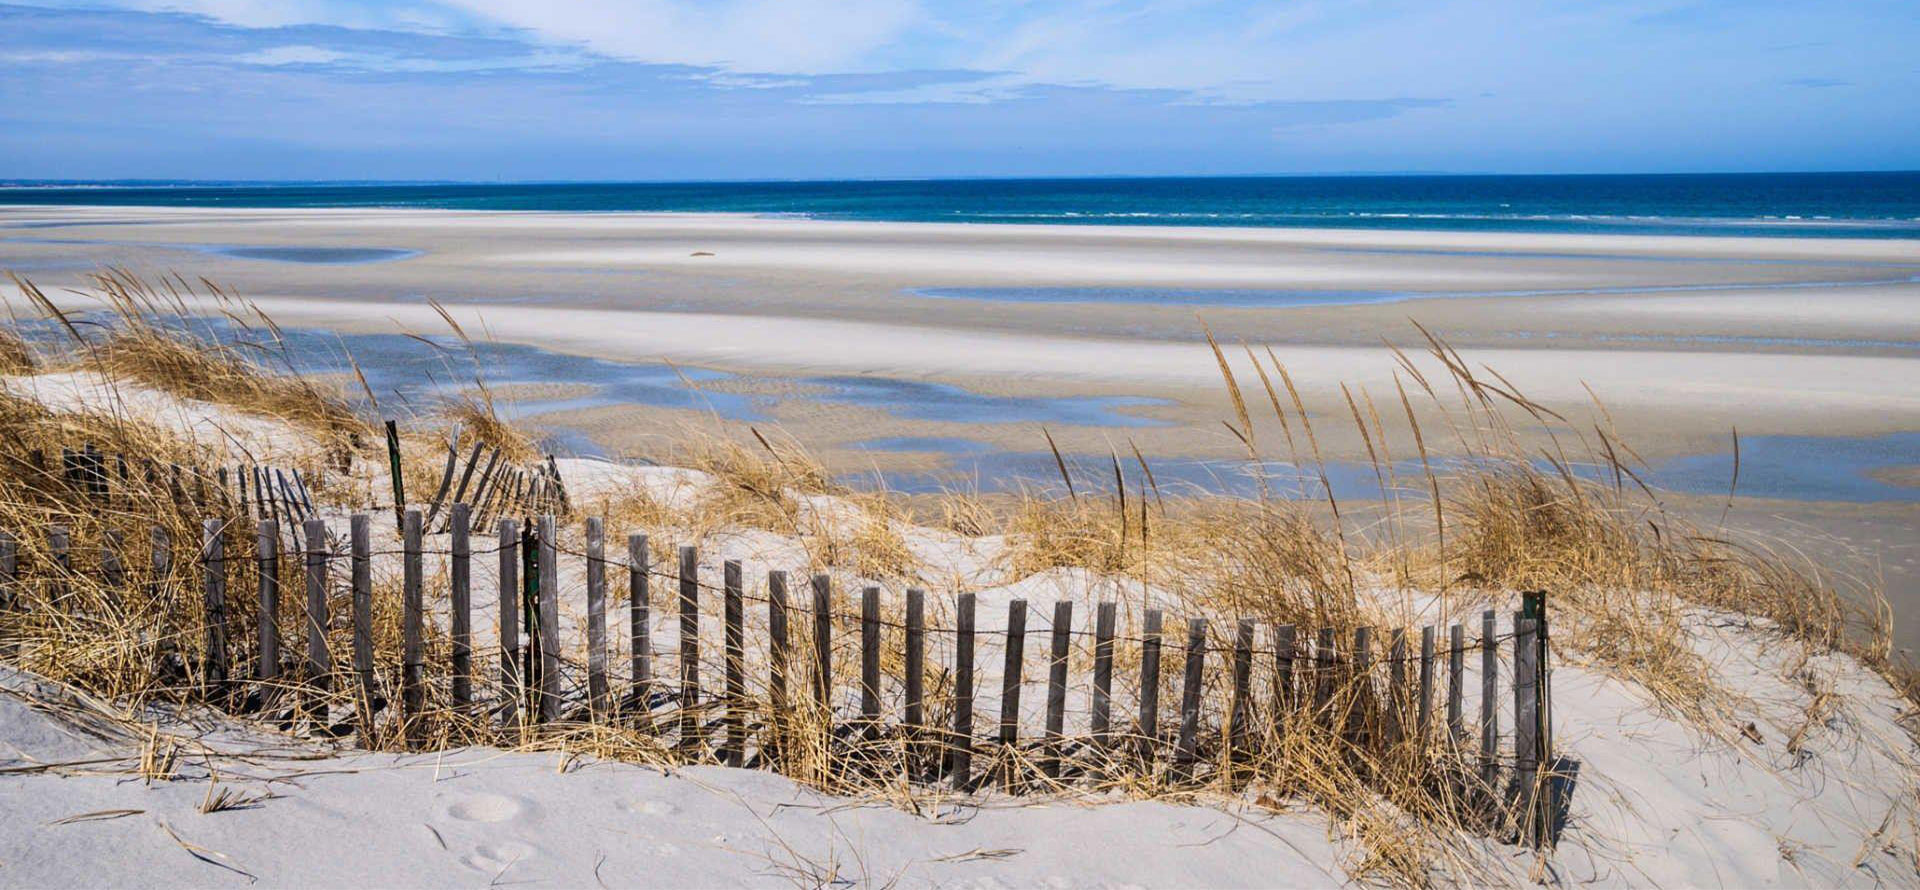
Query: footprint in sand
461,840,537,873
615,799,678,817
446,793,533,824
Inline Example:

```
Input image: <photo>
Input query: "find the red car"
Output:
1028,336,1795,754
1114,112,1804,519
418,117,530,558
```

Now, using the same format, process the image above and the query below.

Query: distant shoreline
4,171,1919,240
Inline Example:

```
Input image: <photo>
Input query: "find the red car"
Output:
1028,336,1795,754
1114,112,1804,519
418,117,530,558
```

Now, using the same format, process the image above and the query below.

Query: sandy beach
4,205,1917,448
5,206,1919,635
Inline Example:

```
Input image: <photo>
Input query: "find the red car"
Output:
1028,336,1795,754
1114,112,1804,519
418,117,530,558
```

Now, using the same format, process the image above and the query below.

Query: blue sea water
4,172,1919,239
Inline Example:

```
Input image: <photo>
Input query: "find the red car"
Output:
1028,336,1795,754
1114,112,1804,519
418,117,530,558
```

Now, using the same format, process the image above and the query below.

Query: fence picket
1228,618,1254,758
1,530,17,619
1480,610,1498,790
1091,601,1116,750
201,519,227,693
1137,609,1164,767
767,570,790,766
811,573,831,719
498,519,521,718
904,588,926,779
724,560,746,768
1043,600,1071,779
102,530,126,597
585,518,608,716
402,510,425,744
301,519,329,722
48,524,69,604
450,504,471,709
1272,624,1295,740
677,545,700,753
538,516,560,724
999,599,1028,789
1314,628,1335,726
350,514,374,746
1514,615,1539,774
950,592,977,789
257,520,279,683
861,586,881,729
1447,623,1465,741
1418,626,1435,740
1386,628,1407,748
628,534,650,716
1175,618,1206,779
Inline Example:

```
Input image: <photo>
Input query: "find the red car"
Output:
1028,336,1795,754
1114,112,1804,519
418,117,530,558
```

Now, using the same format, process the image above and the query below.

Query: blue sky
2,1,1916,180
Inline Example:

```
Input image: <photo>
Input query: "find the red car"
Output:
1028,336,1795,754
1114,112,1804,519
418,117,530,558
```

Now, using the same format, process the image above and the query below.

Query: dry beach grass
0,272,1914,886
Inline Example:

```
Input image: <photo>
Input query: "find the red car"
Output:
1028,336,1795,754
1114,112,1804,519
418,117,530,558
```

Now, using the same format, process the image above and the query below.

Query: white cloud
440,0,922,74
239,44,349,66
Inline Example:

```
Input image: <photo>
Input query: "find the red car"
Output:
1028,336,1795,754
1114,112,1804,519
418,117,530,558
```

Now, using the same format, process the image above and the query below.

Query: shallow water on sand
14,316,1916,503
855,431,1920,503
0,236,419,265
910,276,1920,309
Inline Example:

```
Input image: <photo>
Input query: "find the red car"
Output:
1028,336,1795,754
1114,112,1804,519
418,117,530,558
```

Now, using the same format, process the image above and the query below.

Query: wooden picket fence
0,505,1561,846
414,427,569,534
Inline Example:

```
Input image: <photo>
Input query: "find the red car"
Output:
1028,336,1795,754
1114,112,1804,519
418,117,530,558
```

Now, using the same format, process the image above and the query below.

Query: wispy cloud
1,1,1916,178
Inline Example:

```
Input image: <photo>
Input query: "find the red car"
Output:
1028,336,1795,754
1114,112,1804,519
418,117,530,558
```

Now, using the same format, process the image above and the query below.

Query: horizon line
4,169,1920,189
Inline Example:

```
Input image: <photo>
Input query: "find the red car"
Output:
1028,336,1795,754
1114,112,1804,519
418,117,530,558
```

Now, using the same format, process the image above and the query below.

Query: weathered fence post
537,515,559,724
1136,609,1164,767
302,518,329,723
201,519,228,693
585,518,609,717
401,510,425,745
257,519,280,683
767,570,790,765
48,524,70,604
1480,610,1498,792
102,530,126,601
811,573,831,718
677,545,700,756
628,534,650,718
520,520,540,728
1174,617,1206,780
149,526,170,606
1272,624,1296,741
1349,627,1373,750
1314,628,1335,726
383,420,405,532
998,599,1028,790
1419,626,1436,741
450,504,472,709
1447,623,1465,741
1043,600,1072,779
1228,618,1254,761
1091,601,1116,751
1514,602,1547,847
350,514,375,746
497,519,520,719
904,587,926,780
1388,628,1408,748
723,560,745,767
860,586,881,731
949,591,976,789
0,531,15,654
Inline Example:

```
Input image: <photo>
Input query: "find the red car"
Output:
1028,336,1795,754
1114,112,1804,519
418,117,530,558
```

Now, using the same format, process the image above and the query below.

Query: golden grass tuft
0,324,35,374
15,270,369,451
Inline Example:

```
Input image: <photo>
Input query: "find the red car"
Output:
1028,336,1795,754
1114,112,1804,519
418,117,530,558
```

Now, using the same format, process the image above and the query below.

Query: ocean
3,171,1919,239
